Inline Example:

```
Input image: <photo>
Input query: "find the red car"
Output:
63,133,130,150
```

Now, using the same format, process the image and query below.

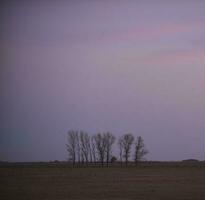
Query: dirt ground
1,164,205,200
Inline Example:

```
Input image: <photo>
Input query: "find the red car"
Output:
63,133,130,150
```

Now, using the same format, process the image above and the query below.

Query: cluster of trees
66,130,148,167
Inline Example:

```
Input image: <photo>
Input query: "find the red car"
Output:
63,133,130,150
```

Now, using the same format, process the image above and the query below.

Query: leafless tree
93,133,106,166
76,131,81,163
120,133,134,166
88,136,93,163
91,135,97,164
80,131,90,165
135,136,148,165
104,132,116,167
118,137,123,166
66,130,78,166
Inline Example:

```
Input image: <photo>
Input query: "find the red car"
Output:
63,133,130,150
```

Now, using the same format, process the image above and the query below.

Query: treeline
66,130,148,167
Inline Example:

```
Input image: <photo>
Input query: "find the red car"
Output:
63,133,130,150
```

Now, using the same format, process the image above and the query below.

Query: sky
1,0,205,162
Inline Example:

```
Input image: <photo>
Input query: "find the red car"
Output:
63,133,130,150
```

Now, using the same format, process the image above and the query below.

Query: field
1,163,205,200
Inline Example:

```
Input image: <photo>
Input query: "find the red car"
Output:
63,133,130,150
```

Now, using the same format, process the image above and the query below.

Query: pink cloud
138,49,205,65
95,22,202,45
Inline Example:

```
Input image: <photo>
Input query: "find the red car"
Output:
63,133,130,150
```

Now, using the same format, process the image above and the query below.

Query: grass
1,163,205,200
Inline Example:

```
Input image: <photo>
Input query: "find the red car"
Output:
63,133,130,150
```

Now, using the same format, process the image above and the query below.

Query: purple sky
1,0,205,161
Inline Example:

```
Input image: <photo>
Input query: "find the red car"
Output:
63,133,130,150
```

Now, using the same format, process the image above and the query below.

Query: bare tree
93,133,106,166
91,135,97,164
88,136,93,163
135,136,148,165
66,130,78,166
104,132,116,167
80,131,90,165
120,133,134,166
76,131,81,164
118,137,123,166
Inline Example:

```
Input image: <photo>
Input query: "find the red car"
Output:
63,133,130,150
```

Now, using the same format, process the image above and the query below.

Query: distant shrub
111,156,117,163
182,159,199,163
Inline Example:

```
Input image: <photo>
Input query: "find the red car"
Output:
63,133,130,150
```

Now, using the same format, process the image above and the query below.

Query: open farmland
1,163,205,200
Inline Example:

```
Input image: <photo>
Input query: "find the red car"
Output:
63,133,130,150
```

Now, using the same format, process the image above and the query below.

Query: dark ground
1,162,205,200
